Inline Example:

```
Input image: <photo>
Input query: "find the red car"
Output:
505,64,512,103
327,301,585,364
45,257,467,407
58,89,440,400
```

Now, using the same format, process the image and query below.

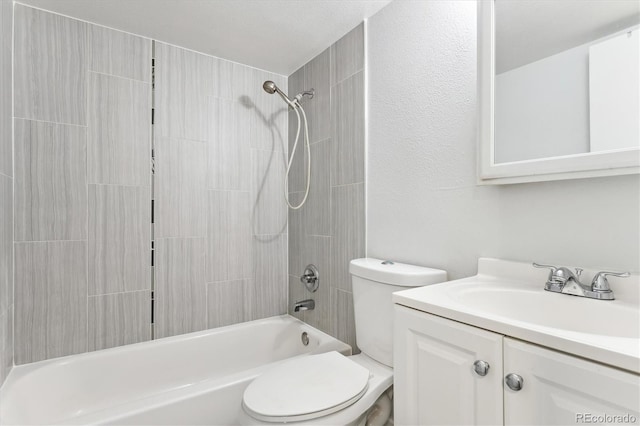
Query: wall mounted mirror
478,0,640,184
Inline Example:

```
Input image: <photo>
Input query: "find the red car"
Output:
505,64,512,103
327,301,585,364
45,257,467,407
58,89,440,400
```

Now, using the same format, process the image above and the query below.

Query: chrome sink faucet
533,263,630,300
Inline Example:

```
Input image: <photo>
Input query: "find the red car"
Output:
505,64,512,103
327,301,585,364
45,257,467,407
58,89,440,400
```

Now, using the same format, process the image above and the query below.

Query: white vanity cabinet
394,305,640,426
504,338,640,425
394,305,504,425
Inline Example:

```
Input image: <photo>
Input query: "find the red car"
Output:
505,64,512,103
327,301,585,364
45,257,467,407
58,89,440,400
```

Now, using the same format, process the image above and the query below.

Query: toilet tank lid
349,258,447,287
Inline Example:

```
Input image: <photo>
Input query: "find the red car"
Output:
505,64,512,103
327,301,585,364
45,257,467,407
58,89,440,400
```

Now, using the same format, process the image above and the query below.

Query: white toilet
240,258,447,425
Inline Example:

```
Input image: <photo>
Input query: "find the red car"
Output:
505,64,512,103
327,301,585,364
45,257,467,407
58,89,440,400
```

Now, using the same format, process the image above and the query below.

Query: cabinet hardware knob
473,360,490,376
505,373,524,391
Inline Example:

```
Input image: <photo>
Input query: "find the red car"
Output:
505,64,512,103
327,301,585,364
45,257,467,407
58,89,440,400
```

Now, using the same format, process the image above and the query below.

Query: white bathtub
0,315,351,425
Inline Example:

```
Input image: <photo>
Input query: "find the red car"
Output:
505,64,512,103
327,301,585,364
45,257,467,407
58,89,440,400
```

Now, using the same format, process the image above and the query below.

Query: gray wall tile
88,72,151,186
0,175,12,316
14,4,87,125
331,23,364,86
89,25,151,82
287,110,308,194
14,119,87,241
154,42,212,142
0,0,11,177
288,274,305,321
331,184,365,292
331,71,365,186
287,192,305,276
88,291,151,351
287,23,364,347
89,185,150,295
304,48,331,144
332,289,358,352
212,57,234,101
0,0,12,387
252,149,288,236
154,238,207,339
207,98,250,191
15,241,87,364
288,66,305,102
206,280,251,328
252,233,287,320
304,139,331,236
154,137,206,238
206,190,251,282
0,305,13,385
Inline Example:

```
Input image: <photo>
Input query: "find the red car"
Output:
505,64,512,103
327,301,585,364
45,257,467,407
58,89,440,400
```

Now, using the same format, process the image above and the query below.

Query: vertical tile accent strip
15,241,88,364
14,119,88,241
14,4,87,125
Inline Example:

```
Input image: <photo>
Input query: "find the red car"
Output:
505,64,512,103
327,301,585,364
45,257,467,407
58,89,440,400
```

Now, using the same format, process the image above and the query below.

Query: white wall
366,0,640,280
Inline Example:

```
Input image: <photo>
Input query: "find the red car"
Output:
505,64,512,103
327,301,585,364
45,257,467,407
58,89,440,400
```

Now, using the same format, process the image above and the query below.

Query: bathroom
0,0,638,424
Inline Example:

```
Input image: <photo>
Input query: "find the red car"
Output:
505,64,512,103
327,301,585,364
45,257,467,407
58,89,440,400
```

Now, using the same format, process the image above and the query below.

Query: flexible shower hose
283,97,311,210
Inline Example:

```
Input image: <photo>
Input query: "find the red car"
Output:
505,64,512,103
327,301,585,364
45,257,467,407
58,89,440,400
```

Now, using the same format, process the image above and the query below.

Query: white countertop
392,258,640,374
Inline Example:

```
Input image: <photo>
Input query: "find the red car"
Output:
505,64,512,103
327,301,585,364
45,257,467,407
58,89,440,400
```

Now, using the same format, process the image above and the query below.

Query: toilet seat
242,351,370,423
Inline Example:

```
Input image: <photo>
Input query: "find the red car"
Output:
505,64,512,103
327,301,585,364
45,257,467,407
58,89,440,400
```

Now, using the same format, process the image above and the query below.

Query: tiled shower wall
153,42,288,338
11,4,288,365
288,24,365,350
13,4,152,364
0,0,13,385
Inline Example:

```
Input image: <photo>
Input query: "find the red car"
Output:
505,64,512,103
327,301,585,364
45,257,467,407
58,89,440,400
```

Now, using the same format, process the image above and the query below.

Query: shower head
263,80,278,94
263,80,293,104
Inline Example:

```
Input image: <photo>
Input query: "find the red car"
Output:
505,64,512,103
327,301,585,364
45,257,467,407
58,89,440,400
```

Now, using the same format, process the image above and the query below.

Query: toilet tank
349,258,447,367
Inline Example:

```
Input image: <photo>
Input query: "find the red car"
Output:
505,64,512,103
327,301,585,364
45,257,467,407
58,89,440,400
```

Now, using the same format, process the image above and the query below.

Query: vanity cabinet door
504,338,640,425
394,305,504,425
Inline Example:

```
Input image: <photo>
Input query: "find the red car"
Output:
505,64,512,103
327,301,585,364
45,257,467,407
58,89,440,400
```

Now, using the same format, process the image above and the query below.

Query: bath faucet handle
591,271,631,292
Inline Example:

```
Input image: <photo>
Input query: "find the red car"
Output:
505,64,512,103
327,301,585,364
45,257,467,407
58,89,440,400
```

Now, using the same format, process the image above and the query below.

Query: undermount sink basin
392,258,640,373
448,281,640,339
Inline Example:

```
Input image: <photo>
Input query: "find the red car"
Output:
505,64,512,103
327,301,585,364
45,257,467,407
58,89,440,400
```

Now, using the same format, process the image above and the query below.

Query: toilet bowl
240,258,447,425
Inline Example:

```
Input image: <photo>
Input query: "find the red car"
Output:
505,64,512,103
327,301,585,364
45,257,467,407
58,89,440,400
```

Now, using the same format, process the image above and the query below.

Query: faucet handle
533,263,559,282
533,262,557,271
591,271,631,292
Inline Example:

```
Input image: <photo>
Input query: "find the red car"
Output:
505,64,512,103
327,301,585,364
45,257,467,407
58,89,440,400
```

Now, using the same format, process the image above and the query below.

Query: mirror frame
478,0,640,185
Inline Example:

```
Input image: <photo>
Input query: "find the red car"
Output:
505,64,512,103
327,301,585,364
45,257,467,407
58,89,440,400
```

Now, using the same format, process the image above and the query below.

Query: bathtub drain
301,332,309,346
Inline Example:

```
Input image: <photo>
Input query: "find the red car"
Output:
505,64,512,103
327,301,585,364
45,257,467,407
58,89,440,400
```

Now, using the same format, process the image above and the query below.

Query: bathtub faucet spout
293,299,315,312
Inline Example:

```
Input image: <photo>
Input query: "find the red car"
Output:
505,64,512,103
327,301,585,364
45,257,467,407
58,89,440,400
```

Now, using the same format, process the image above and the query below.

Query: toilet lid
242,351,370,422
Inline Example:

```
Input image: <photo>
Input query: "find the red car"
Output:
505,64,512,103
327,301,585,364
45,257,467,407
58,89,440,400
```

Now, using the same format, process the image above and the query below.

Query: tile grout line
13,116,88,128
